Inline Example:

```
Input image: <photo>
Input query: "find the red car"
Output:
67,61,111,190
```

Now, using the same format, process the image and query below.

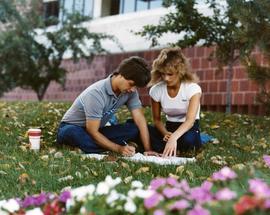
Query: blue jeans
148,120,202,153
57,120,139,153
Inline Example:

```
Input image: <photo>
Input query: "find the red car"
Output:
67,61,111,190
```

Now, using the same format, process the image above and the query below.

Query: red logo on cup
28,129,41,137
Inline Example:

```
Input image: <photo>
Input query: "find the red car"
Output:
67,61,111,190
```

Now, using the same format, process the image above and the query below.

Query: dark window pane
43,1,59,26
61,0,93,20
110,0,120,15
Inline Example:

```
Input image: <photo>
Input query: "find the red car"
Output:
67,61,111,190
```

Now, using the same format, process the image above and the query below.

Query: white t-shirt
149,82,202,122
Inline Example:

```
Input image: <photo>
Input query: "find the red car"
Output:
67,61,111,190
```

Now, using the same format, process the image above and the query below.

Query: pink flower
163,187,182,198
187,205,210,215
264,199,270,209
166,177,178,186
144,192,164,209
215,188,237,201
212,166,237,181
248,178,270,198
263,155,270,167
189,181,213,203
153,209,165,215
169,199,190,210
150,178,167,190
178,179,190,193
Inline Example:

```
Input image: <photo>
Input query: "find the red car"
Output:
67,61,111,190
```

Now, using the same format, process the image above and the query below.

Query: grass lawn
0,101,269,203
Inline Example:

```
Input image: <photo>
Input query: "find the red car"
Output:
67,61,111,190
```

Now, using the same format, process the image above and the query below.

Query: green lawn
0,101,269,201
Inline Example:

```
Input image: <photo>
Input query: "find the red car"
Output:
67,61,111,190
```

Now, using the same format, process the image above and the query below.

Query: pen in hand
122,140,135,156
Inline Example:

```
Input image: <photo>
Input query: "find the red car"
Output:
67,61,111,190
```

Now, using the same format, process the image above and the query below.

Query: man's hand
144,151,161,157
119,145,136,156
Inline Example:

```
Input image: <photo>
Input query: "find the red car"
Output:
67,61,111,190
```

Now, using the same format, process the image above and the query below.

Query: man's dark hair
115,56,150,87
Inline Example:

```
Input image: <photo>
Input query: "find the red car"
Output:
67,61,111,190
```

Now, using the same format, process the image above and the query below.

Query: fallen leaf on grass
185,170,194,179
135,167,150,174
210,155,227,165
90,170,98,176
176,165,185,175
49,148,56,154
75,171,82,178
210,124,220,129
19,145,28,152
196,152,204,160
243,146,252,152
200,113,205,118
104,155,118,162
31,180,36,186
18,162,26,170
124,176,133,184
211,138,220,144
0,170,7,175
258,138,268,149
18,173,30,184
58,175,74,182
41,155,49,161
232,164,246,170
121,162,130,171
169,173,179,179
54,152,63,158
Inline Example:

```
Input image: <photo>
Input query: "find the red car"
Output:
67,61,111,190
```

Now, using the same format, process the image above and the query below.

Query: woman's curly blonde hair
148,47,199,86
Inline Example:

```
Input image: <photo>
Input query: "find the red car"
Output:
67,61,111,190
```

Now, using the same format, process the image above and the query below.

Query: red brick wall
1,47,267,115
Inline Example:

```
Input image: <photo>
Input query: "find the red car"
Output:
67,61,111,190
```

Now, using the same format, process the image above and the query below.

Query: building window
119,0,163,14
43,0,59,26
60,0,94,22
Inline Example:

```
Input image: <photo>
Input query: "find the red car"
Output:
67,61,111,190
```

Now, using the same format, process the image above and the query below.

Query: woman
149,47,202,157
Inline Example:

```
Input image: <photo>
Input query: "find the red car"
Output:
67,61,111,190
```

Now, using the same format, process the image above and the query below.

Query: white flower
124,198,136,213
96,182,110,195
131,180,143,189
134,189,154,198
106,190,120,205
71,184,95,201
0,200,8,215
80,206,86,214
105,175,121,188
128,190,136,199
26,208,44,215
1,199,19,213
65,199,75,211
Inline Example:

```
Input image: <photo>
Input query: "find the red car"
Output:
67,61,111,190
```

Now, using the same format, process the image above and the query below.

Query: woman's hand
162,135,177,157
163,132,172,142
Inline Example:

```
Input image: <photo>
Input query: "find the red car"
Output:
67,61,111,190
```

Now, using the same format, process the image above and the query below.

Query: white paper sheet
83,153,195,165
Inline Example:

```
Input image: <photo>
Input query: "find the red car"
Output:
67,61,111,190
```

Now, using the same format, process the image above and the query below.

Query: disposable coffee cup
28,128,41,151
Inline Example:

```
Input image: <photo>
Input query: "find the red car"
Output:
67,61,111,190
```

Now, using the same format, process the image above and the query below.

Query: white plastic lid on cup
28,128,41,151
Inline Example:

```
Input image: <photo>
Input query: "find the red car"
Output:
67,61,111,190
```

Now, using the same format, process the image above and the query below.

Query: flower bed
1,155,270,215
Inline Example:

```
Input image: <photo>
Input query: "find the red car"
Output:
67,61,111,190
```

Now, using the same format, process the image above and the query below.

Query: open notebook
83,153,196,165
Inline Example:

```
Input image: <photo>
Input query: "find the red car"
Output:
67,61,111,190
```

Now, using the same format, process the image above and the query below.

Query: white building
43,0,177,53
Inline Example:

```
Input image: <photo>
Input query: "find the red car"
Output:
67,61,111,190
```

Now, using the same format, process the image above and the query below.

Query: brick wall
1,47,267,115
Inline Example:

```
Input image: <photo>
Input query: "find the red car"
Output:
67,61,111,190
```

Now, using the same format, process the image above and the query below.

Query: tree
137,0,258,113
0,0,120,100
231,0,270,114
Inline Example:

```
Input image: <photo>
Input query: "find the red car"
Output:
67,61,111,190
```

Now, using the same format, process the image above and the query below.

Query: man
57,56,156,156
